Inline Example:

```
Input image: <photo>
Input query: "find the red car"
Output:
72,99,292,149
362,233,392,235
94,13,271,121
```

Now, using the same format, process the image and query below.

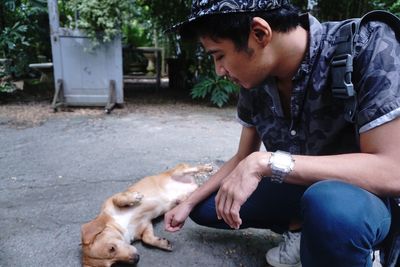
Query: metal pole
47,0,60,33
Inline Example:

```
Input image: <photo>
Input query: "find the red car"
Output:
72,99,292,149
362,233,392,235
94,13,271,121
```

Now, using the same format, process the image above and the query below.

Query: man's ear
250,17,272,46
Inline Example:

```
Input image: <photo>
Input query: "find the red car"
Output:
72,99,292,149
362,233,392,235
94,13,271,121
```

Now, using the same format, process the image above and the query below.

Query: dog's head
81,213,140,267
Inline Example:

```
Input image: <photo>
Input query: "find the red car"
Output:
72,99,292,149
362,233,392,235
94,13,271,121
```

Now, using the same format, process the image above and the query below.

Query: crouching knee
300,180,391,266
301,180,371,238
189,200,229,229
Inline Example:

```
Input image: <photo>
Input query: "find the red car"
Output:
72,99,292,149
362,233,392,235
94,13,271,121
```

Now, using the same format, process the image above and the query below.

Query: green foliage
65,0,136,47
191,72,239,108
0,22,30,92
389,1,400,16
0,23,30,54
122,20,152,47
136,0,192,56
0,0,49,92
308,0,399,21
291,0,309,11
137,0,190,30
3,0,16,11
120,4,154,49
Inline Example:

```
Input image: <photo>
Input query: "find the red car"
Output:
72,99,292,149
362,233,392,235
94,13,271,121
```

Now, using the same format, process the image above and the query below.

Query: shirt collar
292,13,323,81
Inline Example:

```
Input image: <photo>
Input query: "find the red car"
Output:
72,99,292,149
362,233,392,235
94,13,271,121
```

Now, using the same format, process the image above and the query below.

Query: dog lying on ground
81,163,212,267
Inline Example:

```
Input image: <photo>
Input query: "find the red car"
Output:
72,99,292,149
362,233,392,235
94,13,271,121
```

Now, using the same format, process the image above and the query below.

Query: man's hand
215,152,267,229
164,201,193,232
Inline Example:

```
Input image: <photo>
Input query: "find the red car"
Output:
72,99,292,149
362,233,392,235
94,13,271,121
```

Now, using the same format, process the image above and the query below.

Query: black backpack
330,10,400,267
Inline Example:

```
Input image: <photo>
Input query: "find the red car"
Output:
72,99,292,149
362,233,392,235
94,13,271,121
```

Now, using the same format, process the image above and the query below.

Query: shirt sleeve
354,21,400,133
236,87,256,127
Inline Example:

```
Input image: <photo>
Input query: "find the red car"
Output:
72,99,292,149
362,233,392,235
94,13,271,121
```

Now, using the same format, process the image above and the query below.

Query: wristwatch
268,150,295,183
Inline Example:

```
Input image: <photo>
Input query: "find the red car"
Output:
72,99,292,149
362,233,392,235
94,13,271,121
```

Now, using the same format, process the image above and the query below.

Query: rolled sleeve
355,21,400,133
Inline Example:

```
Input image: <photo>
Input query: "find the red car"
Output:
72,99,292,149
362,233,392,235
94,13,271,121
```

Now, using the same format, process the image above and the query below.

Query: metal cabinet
47,0,123,113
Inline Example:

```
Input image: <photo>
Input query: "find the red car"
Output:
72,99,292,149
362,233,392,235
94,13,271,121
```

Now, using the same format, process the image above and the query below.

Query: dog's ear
81,213,110,245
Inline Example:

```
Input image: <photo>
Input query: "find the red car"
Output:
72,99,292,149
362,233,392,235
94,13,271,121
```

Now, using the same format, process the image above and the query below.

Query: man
164,0,400,266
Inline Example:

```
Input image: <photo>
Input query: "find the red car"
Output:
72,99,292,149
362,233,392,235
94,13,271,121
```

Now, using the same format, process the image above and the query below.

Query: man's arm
287,117,400,196
185,126,261,208
215,117,400,229
164,126,261,232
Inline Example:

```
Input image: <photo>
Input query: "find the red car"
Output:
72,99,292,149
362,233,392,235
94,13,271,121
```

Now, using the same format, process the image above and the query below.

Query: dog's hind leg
141,224,172,251
112,191,143,207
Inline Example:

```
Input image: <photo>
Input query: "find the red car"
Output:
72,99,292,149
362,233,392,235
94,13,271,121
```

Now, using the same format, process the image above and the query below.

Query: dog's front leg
112,191,143,207
141,224,172,251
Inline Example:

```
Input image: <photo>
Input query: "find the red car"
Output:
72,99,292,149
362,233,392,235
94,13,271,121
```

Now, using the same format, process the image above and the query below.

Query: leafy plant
65,0,135,48
191,72,239,108
0,22,31,92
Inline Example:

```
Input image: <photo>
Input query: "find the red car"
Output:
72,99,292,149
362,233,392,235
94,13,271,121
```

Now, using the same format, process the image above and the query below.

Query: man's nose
215,63,227,77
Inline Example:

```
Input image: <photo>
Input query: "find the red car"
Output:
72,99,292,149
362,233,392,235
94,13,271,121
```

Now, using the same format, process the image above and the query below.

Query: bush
191,72,239,108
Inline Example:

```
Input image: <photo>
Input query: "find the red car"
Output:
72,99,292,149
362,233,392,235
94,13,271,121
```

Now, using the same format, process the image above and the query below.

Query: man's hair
180,4,300,51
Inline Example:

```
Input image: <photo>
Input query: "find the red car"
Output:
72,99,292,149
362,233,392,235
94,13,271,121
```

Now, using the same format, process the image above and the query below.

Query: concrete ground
0,95,280,267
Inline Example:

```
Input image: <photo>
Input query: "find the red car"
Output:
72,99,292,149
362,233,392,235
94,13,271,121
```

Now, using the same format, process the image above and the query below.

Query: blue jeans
189,179,391,267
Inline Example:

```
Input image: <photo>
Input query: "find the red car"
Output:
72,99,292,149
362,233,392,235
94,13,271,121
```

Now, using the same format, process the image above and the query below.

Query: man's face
200,36,269,89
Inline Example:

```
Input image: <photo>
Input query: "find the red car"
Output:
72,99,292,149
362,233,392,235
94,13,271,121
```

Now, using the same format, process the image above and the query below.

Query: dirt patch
0,102,105,129
0,87,235,129
0,102,56,128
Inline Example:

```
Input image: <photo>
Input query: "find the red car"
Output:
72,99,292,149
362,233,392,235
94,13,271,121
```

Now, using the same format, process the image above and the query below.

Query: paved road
0,102,279,267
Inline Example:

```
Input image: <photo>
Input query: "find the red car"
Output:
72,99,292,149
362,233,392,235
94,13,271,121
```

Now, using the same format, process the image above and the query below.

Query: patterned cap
169,0,290,32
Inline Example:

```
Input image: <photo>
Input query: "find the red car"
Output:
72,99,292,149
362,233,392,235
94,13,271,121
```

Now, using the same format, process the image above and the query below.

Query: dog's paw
200,164,213,172
131,192,143,202
113,191,144,207
158,237,173,251
127,193,143,206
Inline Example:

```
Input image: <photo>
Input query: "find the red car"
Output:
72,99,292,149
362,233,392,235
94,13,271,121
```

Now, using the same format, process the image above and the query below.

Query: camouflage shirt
237,13,400,155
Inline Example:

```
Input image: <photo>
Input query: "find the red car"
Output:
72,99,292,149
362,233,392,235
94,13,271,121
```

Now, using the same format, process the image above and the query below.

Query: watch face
272,153,292,170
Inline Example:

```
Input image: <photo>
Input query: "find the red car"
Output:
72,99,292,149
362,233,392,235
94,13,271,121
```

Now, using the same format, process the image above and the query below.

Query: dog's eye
109,245,116,253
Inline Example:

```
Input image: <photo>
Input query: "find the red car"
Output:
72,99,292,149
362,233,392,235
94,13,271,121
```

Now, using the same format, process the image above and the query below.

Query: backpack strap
330,10,400,124
330,19,360,123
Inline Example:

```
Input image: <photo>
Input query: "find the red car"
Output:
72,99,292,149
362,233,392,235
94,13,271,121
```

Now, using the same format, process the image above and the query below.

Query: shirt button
290,130,297,136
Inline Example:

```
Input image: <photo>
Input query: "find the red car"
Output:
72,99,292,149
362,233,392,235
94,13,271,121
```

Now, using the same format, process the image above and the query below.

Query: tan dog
81,163,212,267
